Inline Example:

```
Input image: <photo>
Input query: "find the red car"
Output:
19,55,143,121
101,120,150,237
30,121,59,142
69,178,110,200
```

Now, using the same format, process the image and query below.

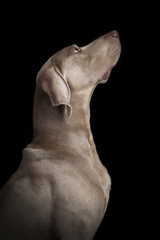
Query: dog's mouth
98,67,112,83
101,68,112,82
100,56,120,83
99,40,121,83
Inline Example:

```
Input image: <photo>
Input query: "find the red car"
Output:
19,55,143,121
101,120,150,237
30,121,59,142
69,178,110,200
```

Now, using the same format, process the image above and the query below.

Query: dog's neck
32,85,97,153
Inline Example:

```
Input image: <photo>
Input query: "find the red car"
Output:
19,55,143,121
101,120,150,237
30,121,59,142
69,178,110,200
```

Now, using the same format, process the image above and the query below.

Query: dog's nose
110,30,119,38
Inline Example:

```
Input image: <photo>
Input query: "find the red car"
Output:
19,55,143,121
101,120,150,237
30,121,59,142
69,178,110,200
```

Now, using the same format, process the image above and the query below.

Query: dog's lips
99,68,112,83
102,68,111,81
100,58,119,82
100,44,121,83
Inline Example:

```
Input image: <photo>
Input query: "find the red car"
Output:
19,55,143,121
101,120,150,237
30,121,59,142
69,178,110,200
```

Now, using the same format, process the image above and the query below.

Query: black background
0,1,155,239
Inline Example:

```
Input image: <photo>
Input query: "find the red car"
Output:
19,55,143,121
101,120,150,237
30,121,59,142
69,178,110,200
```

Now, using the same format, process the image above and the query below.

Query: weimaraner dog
0,30,121,240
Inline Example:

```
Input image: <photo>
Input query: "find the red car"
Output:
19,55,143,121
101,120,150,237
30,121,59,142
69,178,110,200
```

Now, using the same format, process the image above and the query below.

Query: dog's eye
73,45,80,53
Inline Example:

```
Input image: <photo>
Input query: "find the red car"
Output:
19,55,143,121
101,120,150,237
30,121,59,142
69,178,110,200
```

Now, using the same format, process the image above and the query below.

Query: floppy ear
37,66,72,117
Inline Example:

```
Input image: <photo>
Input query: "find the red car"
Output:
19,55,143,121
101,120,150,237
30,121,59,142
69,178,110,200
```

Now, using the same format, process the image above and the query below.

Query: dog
0,30,121,240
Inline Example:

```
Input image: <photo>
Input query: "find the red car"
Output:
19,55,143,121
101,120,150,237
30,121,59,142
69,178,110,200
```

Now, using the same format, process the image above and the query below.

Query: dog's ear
37,66,72,117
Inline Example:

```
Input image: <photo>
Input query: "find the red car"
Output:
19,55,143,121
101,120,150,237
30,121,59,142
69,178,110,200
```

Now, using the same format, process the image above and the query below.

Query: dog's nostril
110,30,119,38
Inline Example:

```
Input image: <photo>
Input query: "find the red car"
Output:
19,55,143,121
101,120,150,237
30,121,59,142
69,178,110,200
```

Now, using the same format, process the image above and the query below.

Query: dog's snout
110,30,119,38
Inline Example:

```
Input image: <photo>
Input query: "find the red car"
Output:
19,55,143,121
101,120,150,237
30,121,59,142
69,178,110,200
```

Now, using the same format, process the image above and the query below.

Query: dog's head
36,30,121,117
